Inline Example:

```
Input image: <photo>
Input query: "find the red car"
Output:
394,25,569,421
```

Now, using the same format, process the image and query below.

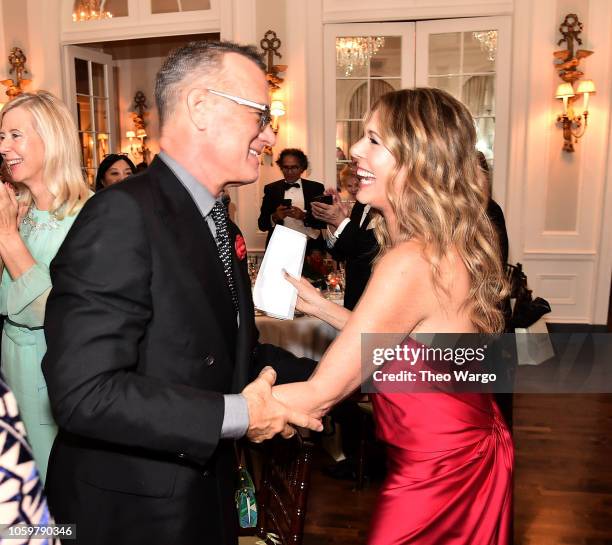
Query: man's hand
286,206,306,221
242,367,323,443
272,204,291,222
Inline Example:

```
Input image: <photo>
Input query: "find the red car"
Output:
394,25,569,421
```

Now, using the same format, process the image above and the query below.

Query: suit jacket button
203,355,215,367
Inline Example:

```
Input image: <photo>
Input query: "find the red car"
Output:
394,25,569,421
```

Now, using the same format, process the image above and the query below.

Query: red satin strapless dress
368,388,513,545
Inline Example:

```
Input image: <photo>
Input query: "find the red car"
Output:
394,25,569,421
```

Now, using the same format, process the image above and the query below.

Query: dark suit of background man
42,41,320,545
311,183,379,480
257,148,325,250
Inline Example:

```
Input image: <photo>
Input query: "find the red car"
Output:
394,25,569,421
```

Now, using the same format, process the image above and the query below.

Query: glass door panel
416,16,511,206
325,22,415,190
64,45,116,188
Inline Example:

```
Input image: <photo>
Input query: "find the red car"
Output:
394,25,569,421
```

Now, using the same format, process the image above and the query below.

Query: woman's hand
0,182,20,237
283,270,328,317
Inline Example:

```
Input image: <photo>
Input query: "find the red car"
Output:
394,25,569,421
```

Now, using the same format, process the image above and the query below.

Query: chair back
256,434,314,545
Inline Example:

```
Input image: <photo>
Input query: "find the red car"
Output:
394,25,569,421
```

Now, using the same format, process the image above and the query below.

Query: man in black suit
257,148,325,250
313,196,378,311
311,189,379,480
42,41,320,545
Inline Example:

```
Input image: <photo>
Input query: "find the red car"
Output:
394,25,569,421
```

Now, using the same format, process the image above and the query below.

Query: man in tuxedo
257,148,325,250
42,41,321,545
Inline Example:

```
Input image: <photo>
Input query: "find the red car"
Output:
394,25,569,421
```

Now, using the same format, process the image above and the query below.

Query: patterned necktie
210,201,239,313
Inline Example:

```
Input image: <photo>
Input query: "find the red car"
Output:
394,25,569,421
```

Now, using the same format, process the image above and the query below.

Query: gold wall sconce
553,14,596,152
260,30,287,158
1,47,32,102
125,91,150,164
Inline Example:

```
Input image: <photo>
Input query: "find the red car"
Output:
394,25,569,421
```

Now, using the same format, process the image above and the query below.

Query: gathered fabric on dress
0,207,80,482
368,340,513,545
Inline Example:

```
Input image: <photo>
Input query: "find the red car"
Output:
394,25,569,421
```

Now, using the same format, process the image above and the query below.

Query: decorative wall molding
536,274,577,305
60,0,221,44
322,0,513,23
522,251,596,260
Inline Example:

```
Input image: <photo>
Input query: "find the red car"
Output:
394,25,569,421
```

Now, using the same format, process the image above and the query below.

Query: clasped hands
0,181,27,236
242,366,323,443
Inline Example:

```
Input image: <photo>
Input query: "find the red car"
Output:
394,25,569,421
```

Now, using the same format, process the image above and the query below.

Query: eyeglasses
207,89,271,131
280,165,302,171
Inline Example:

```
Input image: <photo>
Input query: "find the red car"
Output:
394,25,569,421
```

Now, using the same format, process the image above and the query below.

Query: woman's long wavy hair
1,90,89,219
367,88,508,333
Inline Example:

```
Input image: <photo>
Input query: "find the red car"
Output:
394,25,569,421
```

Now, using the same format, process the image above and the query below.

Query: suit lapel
227,222,257,392
351,202,372,230
149,158,238,351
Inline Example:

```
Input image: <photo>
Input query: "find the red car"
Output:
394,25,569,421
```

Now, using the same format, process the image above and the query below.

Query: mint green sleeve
4,263,52,328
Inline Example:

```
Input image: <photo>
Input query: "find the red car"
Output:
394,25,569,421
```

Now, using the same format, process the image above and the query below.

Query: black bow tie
284,182,300,190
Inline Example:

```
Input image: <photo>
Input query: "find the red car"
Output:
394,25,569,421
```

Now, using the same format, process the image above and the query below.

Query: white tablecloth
255,314,338,360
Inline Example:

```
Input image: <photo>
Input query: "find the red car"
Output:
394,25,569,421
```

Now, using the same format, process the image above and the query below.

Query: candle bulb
555,82,575,117
576,80,596,114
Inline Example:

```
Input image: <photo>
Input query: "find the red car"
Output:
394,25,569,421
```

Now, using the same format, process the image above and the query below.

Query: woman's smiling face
350,110,397,215
0,106,45,188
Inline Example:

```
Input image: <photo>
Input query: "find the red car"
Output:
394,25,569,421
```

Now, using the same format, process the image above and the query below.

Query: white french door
63,45,117,188
324,17,511,207
415,16,512,208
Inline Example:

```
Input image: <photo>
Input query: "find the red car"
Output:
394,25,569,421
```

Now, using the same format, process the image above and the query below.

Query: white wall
506,0,612,324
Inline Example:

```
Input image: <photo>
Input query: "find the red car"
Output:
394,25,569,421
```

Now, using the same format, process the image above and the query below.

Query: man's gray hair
155,40,266,126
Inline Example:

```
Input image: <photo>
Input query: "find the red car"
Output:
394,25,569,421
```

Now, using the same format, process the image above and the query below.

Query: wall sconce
553,14,595,152
126,91,150,164
1,47,32,100
259,30,287,159
125,128,148,163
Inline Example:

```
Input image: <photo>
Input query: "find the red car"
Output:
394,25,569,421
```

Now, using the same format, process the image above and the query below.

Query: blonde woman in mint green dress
0,91,90,482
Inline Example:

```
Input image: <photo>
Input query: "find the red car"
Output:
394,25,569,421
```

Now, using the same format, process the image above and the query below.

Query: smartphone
311,194,333,206
281,198,292,208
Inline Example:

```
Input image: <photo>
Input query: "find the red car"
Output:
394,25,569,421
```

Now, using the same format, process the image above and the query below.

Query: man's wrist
221,394,250,439
333,217,351,238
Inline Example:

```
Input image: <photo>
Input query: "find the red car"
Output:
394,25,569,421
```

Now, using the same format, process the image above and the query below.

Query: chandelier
472,31,498,62
72,0,113,22
336,37,385,76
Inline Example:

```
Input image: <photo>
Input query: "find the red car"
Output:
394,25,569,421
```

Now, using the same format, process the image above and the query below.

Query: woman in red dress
276,87,513,544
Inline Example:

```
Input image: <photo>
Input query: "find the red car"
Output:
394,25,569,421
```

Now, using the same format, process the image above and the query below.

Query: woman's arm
0,234,36,279
275,242,430,414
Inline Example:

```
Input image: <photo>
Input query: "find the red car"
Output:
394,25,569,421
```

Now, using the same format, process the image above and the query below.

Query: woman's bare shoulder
374,240,431,279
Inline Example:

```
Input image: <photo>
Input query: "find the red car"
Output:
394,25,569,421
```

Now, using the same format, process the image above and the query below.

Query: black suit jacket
42,157,313,545
487,199,509,265
331,202,379,311
257,178,325,245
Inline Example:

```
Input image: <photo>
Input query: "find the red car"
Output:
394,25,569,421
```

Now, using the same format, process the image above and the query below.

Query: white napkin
253,225,307,320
